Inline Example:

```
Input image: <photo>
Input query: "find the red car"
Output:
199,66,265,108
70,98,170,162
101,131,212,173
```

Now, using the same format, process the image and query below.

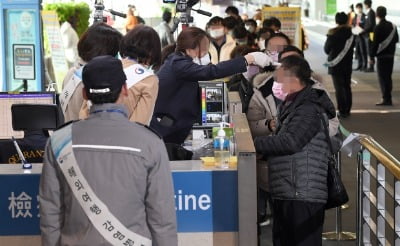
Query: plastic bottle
214,122,230,169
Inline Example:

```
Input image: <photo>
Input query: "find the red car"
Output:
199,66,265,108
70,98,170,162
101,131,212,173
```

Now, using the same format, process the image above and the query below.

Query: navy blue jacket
151,52,247,144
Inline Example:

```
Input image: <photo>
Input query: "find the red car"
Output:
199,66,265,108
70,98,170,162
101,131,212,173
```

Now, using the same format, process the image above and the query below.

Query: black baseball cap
82,55,127,95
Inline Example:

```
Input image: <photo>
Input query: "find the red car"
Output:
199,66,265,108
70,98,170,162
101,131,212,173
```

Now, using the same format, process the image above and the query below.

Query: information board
262,7,302,49
41,10,69,92
13,44,35,80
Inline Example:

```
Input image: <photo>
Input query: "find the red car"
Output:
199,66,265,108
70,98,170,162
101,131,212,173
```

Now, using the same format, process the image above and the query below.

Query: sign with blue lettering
0,170,238,235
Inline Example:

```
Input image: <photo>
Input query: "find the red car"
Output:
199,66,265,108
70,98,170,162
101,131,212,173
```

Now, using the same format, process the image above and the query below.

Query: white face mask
193,53,211,65
209,28,225,39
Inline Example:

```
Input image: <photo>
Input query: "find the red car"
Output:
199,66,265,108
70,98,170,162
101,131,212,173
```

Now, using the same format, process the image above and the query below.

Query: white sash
377,23,397,54
51,124,152,246
326,35,354,67
124,64,154,89
60,67,83,114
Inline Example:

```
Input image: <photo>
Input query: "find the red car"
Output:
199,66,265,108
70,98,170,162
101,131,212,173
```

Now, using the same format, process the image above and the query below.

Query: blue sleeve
174,56,247,82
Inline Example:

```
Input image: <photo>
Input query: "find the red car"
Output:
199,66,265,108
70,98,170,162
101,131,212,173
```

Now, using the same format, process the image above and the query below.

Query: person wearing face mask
245,19,258,47
256,27,275,51
254,56,336,246
279,45,340,136
371,6,399,106
79,25,162,126
227,45,259,92
245,33,290,230
232,26,250,46
246,32,291,139
151,27,272,145
207,16,237,64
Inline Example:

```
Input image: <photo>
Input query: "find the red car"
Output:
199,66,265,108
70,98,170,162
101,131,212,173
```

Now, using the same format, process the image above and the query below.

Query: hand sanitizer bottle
214,122,230,169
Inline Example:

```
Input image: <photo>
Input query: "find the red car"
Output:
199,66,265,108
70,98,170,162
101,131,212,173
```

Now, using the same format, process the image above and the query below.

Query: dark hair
78,23,122,62
120,25,162,68
335,12,348,25
206,16,224,29
262,17,281,29
161,43,177,64
364,0,372,8
355,3,363,9
162,10,172,23
87,88,122,104
244,19,257,27
257,27,275,40
224,16,239,30
225,6,239,16
230,45,258,59
278,45,304,61
376,6,387,18
265,32,291,47
176,27,209,54
280,56,312,86
232,26,248,39
350,4,354,11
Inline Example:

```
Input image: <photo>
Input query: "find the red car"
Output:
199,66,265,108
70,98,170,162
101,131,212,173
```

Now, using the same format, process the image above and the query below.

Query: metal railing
357,135,400,245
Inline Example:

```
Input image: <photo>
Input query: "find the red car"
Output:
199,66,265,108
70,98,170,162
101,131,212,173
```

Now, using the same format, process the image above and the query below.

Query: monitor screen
0,92,55,139
194,81,226,128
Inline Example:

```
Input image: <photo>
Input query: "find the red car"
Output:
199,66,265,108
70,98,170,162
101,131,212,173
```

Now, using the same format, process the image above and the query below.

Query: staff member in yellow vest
40,55,177,246
60,23,122,122
80,26,161,125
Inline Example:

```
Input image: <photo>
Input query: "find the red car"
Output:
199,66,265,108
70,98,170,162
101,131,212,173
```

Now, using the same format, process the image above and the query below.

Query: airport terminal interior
0,0,399,245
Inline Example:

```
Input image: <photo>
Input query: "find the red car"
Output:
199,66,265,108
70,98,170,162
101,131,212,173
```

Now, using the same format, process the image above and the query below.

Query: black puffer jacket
254,86,336,203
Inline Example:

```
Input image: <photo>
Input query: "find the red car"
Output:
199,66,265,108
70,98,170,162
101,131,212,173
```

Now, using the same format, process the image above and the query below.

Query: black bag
320,114,349,210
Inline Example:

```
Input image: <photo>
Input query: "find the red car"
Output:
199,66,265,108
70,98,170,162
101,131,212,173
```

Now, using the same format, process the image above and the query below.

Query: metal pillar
322,151,356,241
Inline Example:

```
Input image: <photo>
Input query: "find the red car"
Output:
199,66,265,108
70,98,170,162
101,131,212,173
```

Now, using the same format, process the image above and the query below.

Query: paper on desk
352,26,363,35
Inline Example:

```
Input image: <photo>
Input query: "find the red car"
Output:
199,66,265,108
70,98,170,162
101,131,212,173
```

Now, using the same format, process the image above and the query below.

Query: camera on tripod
164,0,212,33
93,0,107,23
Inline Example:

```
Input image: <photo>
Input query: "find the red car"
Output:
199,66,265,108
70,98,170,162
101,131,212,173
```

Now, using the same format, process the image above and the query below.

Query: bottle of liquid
214,122,230,169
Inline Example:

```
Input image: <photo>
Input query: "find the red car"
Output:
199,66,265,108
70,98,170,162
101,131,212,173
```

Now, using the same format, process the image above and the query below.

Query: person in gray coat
254,56,336,246
39,55,177,246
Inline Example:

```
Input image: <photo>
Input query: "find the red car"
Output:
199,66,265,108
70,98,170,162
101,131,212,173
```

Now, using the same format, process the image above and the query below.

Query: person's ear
121,84,128,97
82,87,89,100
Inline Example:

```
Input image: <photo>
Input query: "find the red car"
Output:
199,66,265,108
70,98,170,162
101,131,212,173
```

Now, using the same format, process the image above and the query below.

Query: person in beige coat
80,26,161,126
206,17,237,64
60,23,122,122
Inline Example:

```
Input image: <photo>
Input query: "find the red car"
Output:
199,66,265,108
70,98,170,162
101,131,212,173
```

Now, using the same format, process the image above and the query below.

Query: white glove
248,52,273,67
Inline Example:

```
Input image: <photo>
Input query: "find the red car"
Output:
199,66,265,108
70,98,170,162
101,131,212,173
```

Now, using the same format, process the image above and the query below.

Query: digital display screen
195,82,225,128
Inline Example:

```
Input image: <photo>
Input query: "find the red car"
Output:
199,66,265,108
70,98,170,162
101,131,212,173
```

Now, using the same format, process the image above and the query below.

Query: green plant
43,2,90,37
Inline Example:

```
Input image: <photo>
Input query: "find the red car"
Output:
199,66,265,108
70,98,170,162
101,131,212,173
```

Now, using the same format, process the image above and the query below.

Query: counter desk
0,113,256,246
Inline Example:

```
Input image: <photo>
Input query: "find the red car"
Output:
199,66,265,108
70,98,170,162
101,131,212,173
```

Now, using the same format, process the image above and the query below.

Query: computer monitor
0,92,55,139
194,81,227,128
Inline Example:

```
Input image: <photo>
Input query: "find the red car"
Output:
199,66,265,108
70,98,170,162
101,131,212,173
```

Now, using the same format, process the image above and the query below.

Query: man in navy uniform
371,6,399,106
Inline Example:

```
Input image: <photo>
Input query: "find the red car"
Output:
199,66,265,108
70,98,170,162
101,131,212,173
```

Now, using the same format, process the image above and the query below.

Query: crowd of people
38,2,398,246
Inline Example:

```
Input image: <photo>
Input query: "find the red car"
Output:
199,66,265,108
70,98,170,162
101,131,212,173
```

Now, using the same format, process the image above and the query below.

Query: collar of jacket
279,86,312,119
89,104,129,119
